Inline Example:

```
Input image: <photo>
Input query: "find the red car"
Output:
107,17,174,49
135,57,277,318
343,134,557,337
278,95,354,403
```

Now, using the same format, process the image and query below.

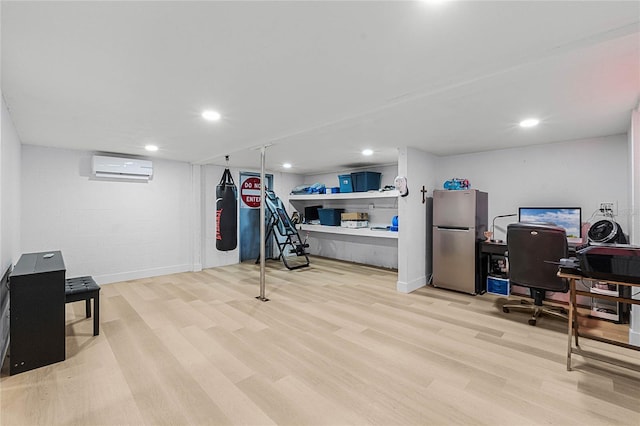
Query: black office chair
503,222,569,326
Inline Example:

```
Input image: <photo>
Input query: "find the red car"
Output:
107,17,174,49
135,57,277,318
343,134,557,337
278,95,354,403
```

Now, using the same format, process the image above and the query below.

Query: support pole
256,145,269,302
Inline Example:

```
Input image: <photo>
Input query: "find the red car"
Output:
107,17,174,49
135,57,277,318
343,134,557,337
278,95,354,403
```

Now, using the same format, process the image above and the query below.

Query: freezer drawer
433,227,478,294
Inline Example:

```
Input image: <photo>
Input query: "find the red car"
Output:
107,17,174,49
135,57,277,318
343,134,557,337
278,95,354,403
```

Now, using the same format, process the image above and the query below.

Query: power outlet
599,201,617,215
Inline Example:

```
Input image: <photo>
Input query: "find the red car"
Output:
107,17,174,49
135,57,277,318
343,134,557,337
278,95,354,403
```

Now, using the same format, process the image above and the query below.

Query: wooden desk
559,271,640,372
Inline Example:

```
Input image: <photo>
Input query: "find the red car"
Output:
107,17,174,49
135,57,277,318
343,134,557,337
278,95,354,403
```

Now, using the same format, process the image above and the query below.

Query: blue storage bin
338,175,353,193
351,171,381,192
318,208,345,226
486,276,510,296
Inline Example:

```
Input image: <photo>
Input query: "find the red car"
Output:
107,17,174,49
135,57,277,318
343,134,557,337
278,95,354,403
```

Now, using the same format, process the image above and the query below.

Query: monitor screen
518,207,582,242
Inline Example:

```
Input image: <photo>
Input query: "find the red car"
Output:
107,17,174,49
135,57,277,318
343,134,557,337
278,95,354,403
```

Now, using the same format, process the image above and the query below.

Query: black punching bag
216,168,237,251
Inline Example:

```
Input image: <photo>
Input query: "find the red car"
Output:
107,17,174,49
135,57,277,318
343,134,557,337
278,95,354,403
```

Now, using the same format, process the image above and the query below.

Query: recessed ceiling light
283,163,292,169
145,145,159,152
362,149,374,156
519,118,540,128
202,110,221,121
421,0,449,6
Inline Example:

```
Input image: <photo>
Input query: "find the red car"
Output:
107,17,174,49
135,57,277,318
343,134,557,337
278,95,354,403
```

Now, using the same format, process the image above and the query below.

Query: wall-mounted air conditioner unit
92,155,153,180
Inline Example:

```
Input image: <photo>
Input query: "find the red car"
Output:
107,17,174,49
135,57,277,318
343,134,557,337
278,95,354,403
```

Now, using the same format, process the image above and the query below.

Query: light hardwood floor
1,256,639,425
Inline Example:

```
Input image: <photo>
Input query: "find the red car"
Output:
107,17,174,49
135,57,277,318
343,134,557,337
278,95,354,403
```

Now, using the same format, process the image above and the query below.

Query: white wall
21,145,194,284
15,133,634,294
628,107,640,346
397,146,439,293
299,136,629,284
202,164,304,269
1,94,22,364
437,134,629,242
271,170,306,218
629,109,640,246
304,164,397,190
1,96,21,273
298,164,399,269
305,233,398,269
301,163,399,230
290,137,629,290
191,164,203,272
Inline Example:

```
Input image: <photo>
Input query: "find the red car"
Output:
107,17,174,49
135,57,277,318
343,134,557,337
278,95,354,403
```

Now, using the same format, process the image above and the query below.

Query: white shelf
289,190,399,201
590,287,619,297
590,307,619,321
298,224,398,239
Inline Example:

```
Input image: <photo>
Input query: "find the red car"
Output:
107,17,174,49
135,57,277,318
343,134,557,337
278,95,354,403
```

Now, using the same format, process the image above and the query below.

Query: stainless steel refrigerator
432,189,488,294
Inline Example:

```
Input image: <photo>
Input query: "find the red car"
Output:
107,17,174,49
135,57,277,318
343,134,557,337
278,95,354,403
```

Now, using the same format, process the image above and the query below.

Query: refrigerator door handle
436,227,470,232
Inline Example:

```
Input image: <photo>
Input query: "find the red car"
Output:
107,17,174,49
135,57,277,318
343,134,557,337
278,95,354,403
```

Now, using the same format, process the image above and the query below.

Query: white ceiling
2,1,639,174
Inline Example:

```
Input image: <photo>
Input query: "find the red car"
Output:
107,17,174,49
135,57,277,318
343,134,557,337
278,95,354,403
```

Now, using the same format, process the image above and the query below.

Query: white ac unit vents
92,155,153,180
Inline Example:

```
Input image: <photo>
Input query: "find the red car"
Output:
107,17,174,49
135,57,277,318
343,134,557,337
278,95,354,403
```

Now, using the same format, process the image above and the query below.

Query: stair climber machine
256,189,310,270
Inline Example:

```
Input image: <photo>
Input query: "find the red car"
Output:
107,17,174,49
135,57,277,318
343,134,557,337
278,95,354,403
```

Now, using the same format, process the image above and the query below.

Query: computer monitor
518,207,582,243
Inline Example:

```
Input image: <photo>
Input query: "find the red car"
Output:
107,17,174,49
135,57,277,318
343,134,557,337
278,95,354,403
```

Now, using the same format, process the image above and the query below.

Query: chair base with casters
502,289,567,326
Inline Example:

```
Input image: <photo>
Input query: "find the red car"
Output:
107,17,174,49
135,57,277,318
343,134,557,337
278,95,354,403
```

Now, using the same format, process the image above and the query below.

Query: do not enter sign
240,177,261,208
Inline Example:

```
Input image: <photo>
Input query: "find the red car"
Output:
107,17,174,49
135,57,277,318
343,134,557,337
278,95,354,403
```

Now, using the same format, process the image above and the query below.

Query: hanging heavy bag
216,168,238,251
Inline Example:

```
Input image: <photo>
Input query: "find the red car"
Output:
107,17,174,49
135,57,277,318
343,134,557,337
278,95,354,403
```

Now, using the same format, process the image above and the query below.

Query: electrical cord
585,207,615,226
576,279,592,291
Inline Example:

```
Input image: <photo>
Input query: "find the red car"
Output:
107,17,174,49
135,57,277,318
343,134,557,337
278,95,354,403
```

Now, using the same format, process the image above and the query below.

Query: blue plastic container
318,208,345,226
486,276,510,296
338,175,353,193
351,171,382,192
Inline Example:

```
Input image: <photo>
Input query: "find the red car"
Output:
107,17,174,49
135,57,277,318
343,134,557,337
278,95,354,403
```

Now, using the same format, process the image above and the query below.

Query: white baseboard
630,304,640,347
93,264,192,285
629,329,640,347
397,275,426,293
192,263,203,272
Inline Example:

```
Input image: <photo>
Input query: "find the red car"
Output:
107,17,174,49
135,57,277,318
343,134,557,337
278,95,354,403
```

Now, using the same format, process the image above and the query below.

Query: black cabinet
8,251,66,375
480,241,508,277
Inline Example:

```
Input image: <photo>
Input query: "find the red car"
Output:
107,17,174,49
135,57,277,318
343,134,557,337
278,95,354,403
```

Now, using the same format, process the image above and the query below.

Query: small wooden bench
65,276,100,336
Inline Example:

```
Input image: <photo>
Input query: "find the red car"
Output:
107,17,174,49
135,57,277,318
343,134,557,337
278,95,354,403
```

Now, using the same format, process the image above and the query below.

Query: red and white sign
240,177,262,208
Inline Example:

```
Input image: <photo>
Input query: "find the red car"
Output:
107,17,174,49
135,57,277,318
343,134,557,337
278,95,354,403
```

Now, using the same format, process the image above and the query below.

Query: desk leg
567,277,576,371
573,280,579,348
